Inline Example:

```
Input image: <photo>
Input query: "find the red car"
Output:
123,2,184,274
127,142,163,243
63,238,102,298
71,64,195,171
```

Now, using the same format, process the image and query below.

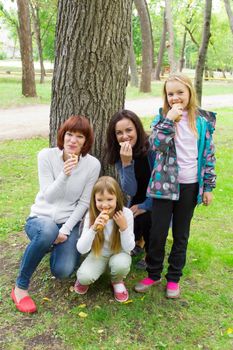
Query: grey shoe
136,259,147,270
166,282,180,298
134,277,161,293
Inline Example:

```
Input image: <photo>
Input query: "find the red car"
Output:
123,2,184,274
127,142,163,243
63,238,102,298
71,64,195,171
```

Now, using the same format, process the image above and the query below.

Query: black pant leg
166,183,198,283
146,198,173,281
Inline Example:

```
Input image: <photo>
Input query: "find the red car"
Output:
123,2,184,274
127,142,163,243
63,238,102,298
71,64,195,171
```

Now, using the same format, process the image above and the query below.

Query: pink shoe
112,281,129,303
74,280,89,295
166,282,180,298
134,277,161,293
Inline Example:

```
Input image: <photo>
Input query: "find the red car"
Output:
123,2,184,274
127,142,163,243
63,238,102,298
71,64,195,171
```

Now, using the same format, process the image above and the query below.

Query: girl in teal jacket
134,73,216,298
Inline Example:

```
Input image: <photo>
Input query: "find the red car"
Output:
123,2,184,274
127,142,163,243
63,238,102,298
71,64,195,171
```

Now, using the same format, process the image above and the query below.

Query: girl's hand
167,103,183,122
63,154,78,176
119,141,133,167
203,192,213,206
113,210,127,231
93,211,109,231
54,232,68,244
130,204,146,218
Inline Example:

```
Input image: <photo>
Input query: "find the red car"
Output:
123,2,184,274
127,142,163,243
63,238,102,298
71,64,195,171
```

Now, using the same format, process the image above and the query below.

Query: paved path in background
0,94,232,140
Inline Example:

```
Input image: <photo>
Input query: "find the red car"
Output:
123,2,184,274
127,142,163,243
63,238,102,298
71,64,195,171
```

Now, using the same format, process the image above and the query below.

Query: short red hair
57,116,94,156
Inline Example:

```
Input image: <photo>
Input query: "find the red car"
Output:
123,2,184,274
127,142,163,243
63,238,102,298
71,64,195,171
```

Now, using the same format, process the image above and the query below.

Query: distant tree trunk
29,0,46,84
155,11,166,80
17,0,36,97
145,0,155,70
164,0,176,72
50,0,133,175
224,0,233,35
134,0,152,92
129,21,139,87
179,30,187,72
195,0,212,105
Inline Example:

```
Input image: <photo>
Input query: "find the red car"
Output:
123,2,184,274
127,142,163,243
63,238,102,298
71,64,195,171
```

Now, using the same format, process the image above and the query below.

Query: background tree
154,10,166,80
224,0,233,35
164,0,176,72
134,0,152,92
129,21,139,87
195,0,212,104
50,0,133,174
29,0,46,83
16,0,36,97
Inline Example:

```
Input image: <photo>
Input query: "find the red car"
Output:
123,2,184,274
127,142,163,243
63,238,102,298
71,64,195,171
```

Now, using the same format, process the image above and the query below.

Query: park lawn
0,108,232,349
0,76,233,107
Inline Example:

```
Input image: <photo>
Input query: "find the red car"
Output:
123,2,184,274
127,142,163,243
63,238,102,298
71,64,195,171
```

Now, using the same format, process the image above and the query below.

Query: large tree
164,0,176,72
134,0,152,92
16,0,37,97
50,0,133,173
224,0,233,35
194,0,212,105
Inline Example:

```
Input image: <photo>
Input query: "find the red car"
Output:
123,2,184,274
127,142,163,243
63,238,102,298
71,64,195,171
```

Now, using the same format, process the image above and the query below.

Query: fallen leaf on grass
97,329,104,334
94,305,101,309
226,328,233,335
69,286,74,292
78,303,86,308
41,297,52,304
123,299,133,304
78,311,88,318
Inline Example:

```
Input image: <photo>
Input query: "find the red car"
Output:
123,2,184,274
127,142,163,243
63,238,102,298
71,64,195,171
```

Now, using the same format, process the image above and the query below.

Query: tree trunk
155,11,166,80
30,1,46,84
179,30,187,72
224,0,233,35
129,22,139,87
134,0,152,92
194,0,212,105
16,0,37,97
164,0,176,72
144,0,155,70
50,0,133,175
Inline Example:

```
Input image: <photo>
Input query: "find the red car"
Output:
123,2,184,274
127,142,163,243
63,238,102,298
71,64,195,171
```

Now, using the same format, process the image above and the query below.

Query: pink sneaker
134,277,161,293
74,280,89,295
112,281,129,303
166,282,180,298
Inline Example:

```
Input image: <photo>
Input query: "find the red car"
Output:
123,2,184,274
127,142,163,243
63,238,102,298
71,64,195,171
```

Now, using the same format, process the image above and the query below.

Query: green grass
0,108,233,349
0,76,232,108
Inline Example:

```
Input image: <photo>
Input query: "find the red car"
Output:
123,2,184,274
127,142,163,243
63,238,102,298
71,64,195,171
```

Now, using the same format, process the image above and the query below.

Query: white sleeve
120,208,135,252
76,212,96,254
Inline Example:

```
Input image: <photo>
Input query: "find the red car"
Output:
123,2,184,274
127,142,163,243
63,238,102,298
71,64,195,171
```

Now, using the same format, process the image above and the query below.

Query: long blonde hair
162,73,198,136
89,176,124,256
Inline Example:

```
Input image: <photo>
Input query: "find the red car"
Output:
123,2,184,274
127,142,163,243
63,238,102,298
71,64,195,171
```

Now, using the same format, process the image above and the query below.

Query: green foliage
0,108,232,349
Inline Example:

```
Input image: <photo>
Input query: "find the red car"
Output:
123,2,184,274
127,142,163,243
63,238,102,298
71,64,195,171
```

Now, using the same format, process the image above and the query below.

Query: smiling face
95,190,117,217
115,118,137,148
166,80,190,110
63,131,86,158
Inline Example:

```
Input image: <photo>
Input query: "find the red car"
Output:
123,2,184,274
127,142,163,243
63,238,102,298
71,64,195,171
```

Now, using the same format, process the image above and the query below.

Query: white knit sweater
30,147,101,235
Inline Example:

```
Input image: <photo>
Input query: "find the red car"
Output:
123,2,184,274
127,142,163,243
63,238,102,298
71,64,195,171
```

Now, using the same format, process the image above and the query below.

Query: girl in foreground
135,73,216,298
74,176,135,302
11,116,100,313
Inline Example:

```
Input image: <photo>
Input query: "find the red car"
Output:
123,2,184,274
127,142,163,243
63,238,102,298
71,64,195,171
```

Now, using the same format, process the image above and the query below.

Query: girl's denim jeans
16,216,80,290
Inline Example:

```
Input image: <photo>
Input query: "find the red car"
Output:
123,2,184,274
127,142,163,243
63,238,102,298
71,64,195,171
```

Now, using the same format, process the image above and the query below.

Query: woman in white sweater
11,116,101,313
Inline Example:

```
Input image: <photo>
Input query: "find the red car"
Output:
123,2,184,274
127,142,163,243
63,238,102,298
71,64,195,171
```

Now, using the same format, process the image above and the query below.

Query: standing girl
74,176,135,302
135,73,216,298
106,110,155,269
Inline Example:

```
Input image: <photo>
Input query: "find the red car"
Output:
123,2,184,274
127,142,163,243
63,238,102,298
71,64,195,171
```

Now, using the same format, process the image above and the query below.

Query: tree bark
194,0,212,105
224,0,233,35
134,0,152,92
164,0,176,72
17,0,37,97
29,0,46,84
155,11,166,80
50,0,133,175
129,22,139,87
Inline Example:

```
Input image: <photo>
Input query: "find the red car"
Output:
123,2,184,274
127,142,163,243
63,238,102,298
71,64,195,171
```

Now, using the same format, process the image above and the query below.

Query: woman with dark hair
106,110,155,269
11,116,101,313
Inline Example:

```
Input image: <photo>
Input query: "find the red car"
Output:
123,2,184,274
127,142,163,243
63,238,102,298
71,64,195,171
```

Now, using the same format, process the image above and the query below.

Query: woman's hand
63,155,78,176
113,210,127,231
167,103,183,122
54,232,68,244
130,204,146,218
120,141,133,167
203,192,213,206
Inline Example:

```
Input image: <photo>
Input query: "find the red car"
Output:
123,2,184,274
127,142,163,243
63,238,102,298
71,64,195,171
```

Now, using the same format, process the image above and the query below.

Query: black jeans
146,183,198,283
134,211,151,253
